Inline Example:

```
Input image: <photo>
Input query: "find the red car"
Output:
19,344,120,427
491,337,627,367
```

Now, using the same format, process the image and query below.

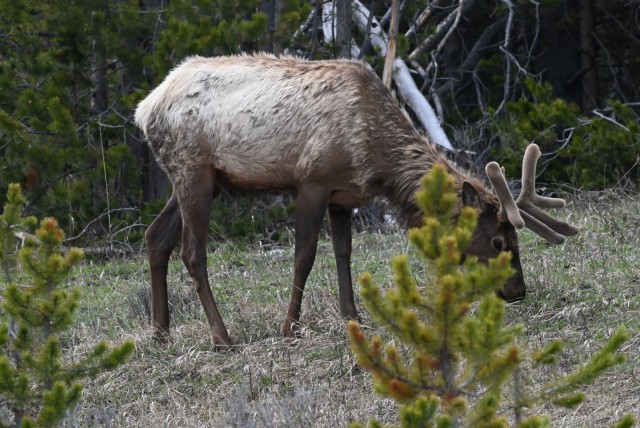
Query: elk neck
378,134,499,229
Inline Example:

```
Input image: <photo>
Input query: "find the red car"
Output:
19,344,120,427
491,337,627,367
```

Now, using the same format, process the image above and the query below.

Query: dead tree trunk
579,0,597,112
382,0,400,88
336,0,352,58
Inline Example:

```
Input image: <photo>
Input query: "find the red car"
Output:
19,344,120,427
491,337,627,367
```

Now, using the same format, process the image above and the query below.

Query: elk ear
461,181,483,210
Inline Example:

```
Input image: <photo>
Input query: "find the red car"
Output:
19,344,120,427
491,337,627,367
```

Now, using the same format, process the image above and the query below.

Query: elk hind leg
145,195,182,342
282,188,329,339
328,207,359,321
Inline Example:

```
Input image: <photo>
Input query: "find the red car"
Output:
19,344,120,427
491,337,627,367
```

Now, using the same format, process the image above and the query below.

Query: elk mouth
497,288,526,303
497,267,526,302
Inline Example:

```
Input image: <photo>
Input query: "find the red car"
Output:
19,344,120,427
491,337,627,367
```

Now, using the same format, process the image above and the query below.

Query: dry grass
60,190,640,427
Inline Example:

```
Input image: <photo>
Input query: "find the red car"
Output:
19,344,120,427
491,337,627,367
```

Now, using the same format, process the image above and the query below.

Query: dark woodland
0,0,638,243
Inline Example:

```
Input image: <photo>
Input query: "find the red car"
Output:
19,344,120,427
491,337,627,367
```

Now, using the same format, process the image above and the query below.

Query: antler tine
516,144,580,243
519,210,566,244
485,162,525,229
517,144,566,209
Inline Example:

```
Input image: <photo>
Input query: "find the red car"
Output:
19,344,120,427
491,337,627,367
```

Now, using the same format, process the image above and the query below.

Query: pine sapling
348,165,632,428
0,184,134,428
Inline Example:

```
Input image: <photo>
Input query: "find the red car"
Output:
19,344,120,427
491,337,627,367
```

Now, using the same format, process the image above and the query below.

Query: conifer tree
0,184,135,428
348,165,633,428
0,0,311,229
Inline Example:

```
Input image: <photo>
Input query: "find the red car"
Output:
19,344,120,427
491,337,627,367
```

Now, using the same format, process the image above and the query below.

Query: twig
408,0,476,62
525,0,541,68
64,207,140,243
592,31,627,103
419,0,474,98
514,367,523,423
97,123,113,251
495,0,516,114
405,0,444,39
435,15,507,96
592,110,630,132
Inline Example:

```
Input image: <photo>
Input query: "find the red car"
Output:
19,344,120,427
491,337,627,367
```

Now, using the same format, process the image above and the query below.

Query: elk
134,53,578,347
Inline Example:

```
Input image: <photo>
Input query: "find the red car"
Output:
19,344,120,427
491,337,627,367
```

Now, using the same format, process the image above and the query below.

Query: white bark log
318,0,453,149
351,0,454,150
351,0,387,55
392,60,453,150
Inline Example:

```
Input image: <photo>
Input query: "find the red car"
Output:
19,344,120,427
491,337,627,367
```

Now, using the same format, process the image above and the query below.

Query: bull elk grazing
134,53,579,347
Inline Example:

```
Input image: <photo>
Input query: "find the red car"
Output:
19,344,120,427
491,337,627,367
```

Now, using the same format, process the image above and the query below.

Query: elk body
134,53,578,347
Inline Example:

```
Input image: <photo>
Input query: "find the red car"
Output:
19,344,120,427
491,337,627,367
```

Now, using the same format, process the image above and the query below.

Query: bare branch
592,31,627,103
435,15,507,97
64,207,141,244
408,0,476,62
393,60,454,150
352,0,388,55
405,0,444,39
351,0,454,150
495,0,516,114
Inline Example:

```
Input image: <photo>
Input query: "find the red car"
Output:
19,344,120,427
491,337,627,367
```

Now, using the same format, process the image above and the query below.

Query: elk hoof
340,307,360,323
281,320,302,342
497,289,526,302
211,328,233,351
152,328,172,344
213,341,235,353
344,314,362,325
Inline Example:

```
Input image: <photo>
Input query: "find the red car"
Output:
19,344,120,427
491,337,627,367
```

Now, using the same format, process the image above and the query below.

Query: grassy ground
59,190,639,427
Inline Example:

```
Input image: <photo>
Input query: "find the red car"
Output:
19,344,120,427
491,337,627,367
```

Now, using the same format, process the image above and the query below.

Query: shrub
348,165,634,427
490,78,640,190
0,184,134,427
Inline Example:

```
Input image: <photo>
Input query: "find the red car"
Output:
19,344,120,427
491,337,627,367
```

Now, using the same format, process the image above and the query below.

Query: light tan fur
135,53,496,224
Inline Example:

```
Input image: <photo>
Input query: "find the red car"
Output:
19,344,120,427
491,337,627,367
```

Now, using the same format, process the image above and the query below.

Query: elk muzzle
497,252,526,302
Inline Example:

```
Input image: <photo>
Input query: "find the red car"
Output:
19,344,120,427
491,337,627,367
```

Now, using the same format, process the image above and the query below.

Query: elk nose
497,287,526,302
498,267,526,302
491,237,506,252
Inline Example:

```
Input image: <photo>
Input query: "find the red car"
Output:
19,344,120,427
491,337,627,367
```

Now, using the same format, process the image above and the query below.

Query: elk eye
491,237,505,252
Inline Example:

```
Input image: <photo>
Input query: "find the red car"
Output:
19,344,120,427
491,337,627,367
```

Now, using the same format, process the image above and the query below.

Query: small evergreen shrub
0,184,134,427
348,165,634,427
490,78,640,190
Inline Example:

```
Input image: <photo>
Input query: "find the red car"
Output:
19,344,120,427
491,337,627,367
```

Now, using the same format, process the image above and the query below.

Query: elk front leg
145,195,182,343
178,167,232,348
282,187,329,339
328,207,359,321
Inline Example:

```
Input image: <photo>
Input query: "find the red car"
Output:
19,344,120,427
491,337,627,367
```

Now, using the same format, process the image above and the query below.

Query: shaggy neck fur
384,137,499,229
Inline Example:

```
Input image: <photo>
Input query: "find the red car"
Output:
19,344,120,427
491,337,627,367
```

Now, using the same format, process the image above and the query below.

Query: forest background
0,0,638,244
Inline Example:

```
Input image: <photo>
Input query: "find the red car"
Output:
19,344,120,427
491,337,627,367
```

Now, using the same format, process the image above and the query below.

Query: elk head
461,144,579,301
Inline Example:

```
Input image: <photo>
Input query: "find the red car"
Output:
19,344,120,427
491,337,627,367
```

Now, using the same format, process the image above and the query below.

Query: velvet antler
485,144,580,244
